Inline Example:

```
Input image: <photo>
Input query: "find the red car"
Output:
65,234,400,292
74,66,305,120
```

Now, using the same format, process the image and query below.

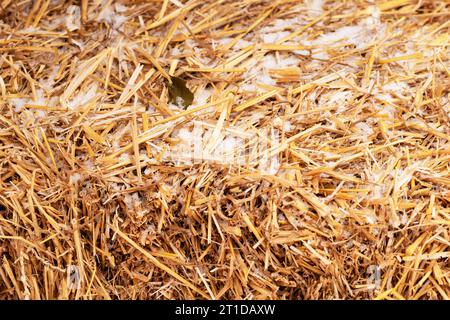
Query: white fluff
10,89,48,112
284,120,292,132
307,0,324,17
10,98,28,112
67,84,98,110
70,173,82,184
193,88,212,106
355,122,374,140
261,31,290,43
309,11,385,55
97,4,127,30
65,5,81,31
313,26,364,46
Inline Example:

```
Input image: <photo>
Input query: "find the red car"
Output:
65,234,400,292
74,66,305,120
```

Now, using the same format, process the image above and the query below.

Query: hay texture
0,0,449,299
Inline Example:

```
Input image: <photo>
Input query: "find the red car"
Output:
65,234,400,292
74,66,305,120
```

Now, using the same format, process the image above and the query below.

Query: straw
0,0,449,300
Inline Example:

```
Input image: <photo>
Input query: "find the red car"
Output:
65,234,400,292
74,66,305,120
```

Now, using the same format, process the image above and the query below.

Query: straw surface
0,0,449,299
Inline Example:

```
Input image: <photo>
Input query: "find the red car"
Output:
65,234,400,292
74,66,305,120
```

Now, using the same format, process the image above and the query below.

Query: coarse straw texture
0,0,449,300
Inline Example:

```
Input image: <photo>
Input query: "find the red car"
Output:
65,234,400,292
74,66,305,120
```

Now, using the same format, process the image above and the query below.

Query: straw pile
0,0,449,300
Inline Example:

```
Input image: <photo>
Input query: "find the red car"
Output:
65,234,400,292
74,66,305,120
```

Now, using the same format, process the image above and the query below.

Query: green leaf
168,76,194,108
